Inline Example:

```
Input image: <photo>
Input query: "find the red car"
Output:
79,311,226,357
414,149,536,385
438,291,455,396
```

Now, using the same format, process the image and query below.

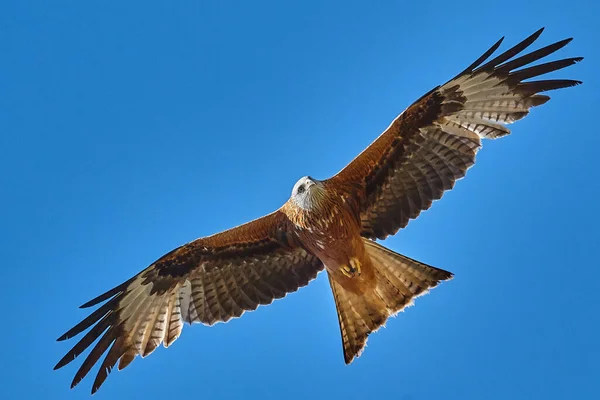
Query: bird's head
290,176,326,211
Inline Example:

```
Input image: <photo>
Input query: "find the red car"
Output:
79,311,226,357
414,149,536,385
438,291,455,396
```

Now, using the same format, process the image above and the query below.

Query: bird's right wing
55,210,323,393
329,28,582,240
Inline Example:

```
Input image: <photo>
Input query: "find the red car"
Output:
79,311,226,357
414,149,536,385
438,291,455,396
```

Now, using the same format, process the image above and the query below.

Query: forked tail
328,238,452,363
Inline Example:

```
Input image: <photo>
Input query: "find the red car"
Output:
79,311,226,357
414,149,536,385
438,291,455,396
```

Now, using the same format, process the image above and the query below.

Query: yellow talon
341,258,362,278
341,265,353,278
349,257,362,276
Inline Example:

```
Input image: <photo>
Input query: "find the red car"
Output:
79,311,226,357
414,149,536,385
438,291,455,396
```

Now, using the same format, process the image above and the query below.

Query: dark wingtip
475,28,547,73
54,357,69,371
526,27,545,44
57,332,70,342
79,278,135,308
54,344,78,370
550,37,574,52
454,36,504,78
80,299,99,309
71,373,85,390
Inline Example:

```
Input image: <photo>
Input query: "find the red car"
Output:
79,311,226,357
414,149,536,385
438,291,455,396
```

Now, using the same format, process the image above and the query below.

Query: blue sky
2,1,599,399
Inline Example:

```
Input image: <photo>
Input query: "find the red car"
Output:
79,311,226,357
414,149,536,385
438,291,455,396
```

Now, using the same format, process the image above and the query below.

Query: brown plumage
55,28,582,393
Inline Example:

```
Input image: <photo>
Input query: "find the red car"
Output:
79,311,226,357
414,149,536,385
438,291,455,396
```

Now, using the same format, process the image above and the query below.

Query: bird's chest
293,205,362,268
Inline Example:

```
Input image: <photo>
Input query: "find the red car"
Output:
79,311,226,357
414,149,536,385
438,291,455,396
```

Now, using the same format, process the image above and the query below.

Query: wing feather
330,28,582,239
55,210,323,393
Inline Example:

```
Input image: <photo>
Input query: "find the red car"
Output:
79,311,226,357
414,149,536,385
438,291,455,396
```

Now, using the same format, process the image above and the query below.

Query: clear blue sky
2,1,598,399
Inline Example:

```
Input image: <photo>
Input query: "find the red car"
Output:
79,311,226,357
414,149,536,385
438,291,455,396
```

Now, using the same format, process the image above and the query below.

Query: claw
349,258,361,276
341,258,362,278
341,265,353,278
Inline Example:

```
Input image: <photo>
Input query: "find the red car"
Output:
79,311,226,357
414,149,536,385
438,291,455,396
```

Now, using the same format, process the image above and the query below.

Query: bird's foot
341,258,362,278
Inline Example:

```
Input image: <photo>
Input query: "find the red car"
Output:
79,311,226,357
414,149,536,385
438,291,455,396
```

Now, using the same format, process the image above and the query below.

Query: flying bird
55,28,582,393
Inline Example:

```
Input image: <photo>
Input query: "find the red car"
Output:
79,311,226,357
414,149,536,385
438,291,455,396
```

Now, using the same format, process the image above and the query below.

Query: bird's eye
297,185,305,194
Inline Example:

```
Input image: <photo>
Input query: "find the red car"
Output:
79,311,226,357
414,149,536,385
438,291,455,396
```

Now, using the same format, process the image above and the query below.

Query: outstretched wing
55,210,323,393
330,28,582,240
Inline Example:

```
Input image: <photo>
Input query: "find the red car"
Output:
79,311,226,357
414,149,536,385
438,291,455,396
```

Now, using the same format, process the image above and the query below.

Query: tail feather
328,277,385,362
328,239,452,364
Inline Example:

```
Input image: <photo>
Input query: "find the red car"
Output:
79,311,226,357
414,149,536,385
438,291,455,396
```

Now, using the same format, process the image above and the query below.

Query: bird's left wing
329,28,582,240
55,210,323,394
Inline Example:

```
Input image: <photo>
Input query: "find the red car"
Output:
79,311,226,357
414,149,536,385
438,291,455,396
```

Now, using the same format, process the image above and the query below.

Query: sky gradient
2,1,599,399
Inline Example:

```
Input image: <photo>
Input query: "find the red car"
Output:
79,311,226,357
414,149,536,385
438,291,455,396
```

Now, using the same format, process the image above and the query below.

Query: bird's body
283,178,375,293
55,28,583,394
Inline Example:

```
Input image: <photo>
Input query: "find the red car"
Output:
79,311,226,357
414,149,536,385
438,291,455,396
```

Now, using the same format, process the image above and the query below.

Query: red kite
55,28,582,393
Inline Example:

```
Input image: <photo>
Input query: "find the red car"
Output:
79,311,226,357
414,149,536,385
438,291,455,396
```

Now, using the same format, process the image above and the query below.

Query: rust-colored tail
328,239,452,363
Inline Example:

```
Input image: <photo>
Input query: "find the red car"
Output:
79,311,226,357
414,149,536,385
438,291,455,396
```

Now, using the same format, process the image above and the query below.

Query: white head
290,176,324,210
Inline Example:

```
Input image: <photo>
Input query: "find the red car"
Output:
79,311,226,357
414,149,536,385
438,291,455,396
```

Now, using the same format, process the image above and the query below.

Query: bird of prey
55,28,582,393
